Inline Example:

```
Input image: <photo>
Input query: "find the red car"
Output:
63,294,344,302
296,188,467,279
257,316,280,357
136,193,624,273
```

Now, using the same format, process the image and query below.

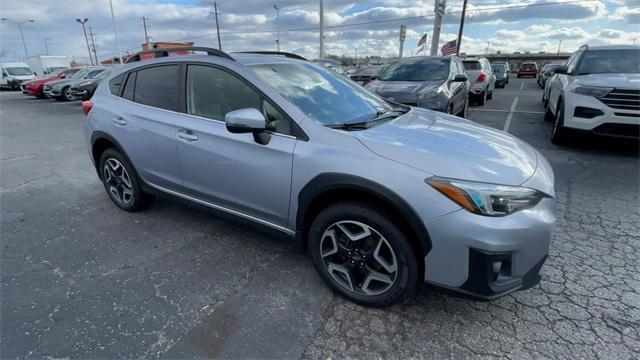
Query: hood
46,78,75,88
352,109,538,186
367,80,444,100
576,73,640,89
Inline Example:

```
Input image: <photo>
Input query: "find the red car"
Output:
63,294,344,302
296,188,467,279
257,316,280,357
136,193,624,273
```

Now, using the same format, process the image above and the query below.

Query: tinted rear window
463,61,481,70
133,65,179,111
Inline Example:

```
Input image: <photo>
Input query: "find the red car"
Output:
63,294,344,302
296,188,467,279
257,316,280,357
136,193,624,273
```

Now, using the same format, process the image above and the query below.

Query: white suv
545,45,640,144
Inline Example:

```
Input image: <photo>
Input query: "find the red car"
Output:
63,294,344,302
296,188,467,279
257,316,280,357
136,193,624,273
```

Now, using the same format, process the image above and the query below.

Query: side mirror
452,74,468,82
554,65,568,75
60,74,66,79
225,108,270,145
1,72,6,78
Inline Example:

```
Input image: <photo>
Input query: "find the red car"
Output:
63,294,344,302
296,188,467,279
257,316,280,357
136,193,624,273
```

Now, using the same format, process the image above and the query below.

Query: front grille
592,123,640,138
598,88,640,111
43,85,51,91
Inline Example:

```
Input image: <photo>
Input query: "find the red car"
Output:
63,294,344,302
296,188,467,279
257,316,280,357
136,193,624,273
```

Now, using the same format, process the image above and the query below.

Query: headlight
419,85,445,100
426,177,545,216
570,85,612,97
77,81,93,87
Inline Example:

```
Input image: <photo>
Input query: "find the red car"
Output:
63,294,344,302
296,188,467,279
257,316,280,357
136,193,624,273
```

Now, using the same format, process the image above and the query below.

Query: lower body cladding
495,78,507,88
423,197,555,300
563,94,640,139
69,88,89,101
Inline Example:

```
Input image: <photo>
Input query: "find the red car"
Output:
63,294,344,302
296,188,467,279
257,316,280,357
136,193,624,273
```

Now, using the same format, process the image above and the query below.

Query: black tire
309,201,419,307
99,148,153,212
551,100,570,145
458,98,468,118
544,102,554,122
448,104,454,115
487,89,493,100
477,91,487,106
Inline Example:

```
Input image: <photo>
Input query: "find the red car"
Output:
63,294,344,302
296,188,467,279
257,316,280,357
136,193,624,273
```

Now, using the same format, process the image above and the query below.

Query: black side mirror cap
452,74,468,82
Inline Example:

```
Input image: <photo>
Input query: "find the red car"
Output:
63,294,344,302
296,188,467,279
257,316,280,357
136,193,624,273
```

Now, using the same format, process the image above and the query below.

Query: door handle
112,116,127,126
177,130,199,142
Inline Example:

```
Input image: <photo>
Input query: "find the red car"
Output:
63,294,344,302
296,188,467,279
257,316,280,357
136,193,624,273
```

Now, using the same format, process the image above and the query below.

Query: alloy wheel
64,88,74,101
103,158,134,205
319,220,398,296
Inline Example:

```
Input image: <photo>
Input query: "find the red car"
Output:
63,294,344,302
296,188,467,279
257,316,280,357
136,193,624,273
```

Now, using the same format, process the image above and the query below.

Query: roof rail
125,46,235,64
236,51,307,61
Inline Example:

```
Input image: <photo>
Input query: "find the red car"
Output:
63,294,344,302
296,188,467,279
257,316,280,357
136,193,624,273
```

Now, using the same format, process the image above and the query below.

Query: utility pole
1,18,35,57
142,16,150,45
399,25,406,59
76,18,94,65
354,47,358,67
557,40,562,55
43,38,51,55
274,5,280,51
319,0,325,58
456,0,467,56
430,0,446,56
88,26,99,66
486,40,491,54
108,0,124,65
212,2,222,50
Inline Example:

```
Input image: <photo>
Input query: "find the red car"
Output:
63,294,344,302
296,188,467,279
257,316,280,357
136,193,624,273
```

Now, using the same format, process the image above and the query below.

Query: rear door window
109,73,125,95
463,61,481,70
132,65,180,111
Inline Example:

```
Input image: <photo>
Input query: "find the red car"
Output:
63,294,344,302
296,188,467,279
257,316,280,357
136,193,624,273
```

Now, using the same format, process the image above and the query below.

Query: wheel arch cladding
295,173,432,259
90,132,130,179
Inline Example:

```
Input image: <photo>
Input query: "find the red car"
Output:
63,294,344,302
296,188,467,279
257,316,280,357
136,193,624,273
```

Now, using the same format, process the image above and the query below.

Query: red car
517,62,539,78
21,67,82,98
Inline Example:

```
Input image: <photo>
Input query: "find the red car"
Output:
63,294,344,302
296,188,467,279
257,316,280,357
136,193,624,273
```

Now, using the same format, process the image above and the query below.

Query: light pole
1,18,35,57
274,4,280,51
76,18,94,65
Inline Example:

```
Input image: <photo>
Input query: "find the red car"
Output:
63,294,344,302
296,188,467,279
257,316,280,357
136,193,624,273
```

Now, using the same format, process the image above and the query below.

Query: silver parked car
84,47,555,307
365,56,470,117
463,57,496,105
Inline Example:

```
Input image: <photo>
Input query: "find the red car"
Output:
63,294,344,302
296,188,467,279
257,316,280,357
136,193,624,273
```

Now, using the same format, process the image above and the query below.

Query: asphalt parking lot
1,77,639,359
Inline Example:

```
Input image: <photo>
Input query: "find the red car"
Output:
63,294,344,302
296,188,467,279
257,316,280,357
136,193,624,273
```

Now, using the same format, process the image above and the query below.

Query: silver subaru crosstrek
83,48,555,307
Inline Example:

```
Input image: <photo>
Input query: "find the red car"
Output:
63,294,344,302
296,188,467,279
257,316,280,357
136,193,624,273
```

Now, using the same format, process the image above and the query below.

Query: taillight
475,73,486,83
82,100,93,117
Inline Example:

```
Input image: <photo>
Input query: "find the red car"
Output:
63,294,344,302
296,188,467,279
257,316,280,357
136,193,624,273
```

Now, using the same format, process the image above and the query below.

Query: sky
0,0,638,63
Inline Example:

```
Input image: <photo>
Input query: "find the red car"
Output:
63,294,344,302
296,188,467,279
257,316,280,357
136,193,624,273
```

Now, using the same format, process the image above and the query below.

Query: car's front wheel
551,100,570,145
99,148,152,212
309,202,419,307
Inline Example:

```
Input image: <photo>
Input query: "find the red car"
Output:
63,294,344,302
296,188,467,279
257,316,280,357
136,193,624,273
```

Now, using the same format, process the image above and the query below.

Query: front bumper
42,86,62,98
563,92,640,138
423,196,555,300
5,79,25,90
69,88,89,100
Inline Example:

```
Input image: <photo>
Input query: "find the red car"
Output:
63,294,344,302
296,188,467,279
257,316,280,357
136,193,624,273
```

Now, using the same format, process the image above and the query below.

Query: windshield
378,59,449,81
6,67,32,76
85,69,107,79
250,62,394,126
463,61,481,70
492,64,506,74
71,69,91,79
576,49,640,75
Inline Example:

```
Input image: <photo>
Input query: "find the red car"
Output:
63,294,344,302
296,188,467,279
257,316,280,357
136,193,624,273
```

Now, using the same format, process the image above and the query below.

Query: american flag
417,34,428,47
441,39,457,56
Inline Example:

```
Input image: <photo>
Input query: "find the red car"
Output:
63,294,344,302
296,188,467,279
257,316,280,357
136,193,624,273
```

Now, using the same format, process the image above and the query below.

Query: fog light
574,107,604,119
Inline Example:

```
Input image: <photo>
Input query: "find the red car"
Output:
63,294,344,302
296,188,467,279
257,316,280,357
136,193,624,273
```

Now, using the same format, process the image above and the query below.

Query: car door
108,64,183,189
175,63,297,227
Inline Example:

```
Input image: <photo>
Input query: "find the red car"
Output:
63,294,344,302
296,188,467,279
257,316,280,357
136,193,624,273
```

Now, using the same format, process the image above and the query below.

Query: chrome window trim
146,181,295,235
108,93,298,141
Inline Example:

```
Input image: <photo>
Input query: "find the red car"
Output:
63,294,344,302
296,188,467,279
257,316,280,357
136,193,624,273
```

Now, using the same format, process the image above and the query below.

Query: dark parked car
537,64,561,88
491,63,509,88
365,56,469,117
69,68,112,100
517,62,539,78
349,65,386,86
43,67,106,101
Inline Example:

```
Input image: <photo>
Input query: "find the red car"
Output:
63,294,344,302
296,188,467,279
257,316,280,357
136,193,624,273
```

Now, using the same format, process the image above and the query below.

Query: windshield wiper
327,109,408,131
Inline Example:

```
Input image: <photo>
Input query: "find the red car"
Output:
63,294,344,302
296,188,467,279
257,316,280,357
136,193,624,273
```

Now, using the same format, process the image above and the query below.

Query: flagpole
456,0,468,56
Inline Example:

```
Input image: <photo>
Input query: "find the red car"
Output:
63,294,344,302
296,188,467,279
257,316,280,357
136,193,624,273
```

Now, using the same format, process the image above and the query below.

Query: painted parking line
468,108,544,115
502,97,519,132
519,82,525,90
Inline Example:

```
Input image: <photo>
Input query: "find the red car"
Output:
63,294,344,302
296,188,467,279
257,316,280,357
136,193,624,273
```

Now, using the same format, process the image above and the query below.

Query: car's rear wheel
487,89,493,100
477,91,487,106
309,202,419,307
551,100,570,145
99,148,152,212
